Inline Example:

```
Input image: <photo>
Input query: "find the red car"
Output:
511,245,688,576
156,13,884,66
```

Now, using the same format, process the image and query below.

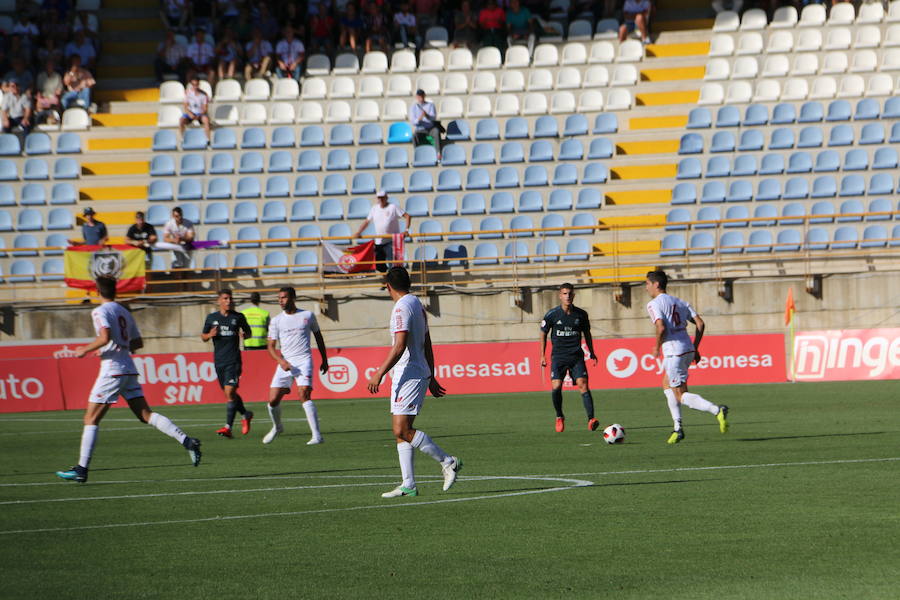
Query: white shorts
664,352,694,388
390,377,429,416
270,361,313,390
89,374,144,405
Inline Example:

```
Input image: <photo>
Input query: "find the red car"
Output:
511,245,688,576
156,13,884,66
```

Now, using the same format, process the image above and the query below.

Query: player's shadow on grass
627,421,777,431
737,431,889,442
231,466,394,478
456,478,712,495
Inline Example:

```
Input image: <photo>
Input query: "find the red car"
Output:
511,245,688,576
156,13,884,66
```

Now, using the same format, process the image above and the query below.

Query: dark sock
226,402,237,428
551,388,564,418
233,393,247,415
582,392,595,420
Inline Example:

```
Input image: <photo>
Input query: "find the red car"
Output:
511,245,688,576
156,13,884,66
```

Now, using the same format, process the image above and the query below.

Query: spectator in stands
409,88,443,157
506,0,534,45
41,9,69,44
62,54,96,110
619,0,653,44
73,10,101,50
70,208,108,246
394,2,419,49
126,211,158,265
275,25,305,80
255,3,280,40
186,29,216,85
64,30,97,72
453,1,479,49
414,0,440,33
309,11,336,54
340,4,365,51
155,30,187,82
215,28,242,81
12,15,40,46
161,0,189,32
35,59,63,126
478,0,507,52
163,206,195,268
1,81,33,135
243,28,273,80
353,190,411,273
5,58,34,92
364,3,390,53
37,36,65,69
179,77,211,141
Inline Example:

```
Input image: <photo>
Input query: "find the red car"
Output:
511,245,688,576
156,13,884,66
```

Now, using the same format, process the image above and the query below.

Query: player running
367,266,462,498
539,283,600,433
56,277,202,483
644,270,729,444
263,286,329,445
202,289,254,438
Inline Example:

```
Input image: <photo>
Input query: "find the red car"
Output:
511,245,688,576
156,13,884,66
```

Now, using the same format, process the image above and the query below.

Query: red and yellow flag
784,287,796,326
64,245,146,293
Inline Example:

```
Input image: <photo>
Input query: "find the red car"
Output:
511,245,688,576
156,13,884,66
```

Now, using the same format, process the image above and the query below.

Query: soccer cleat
381,486,418,498
55,465,87,483
442,457,463,491
306,436,324,445
184,437,202,466
717,405,729,434
555,417,565,433
262,426,283,445
588,418,600,431
216,426,232,438
667,430,685,444
241,411,254,435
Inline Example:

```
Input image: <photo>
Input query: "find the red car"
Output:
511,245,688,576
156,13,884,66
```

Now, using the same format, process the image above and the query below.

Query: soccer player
644,270,729,444
264,286,329,445
367,266,462,498
539,283,599,433
55,277,201,483
202,289,254,438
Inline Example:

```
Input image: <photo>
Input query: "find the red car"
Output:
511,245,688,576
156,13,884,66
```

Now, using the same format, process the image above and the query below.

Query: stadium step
605,190,673,206
97,65,155,79
610,164,677,180
629,115,689,131
616,140,679,155
86,137,153,152
100,17,159,32
76,211,137,226
91,113,157,127
104,42,158,55
81,161,149,177
635,90,701,106
645,42,711,58
640,66,705,82
598,215,667,229
94,88,160,103
586,265,654,283
79,185,148,202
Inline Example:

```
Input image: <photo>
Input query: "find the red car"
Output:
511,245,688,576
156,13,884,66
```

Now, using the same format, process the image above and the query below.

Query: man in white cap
353,190,411,273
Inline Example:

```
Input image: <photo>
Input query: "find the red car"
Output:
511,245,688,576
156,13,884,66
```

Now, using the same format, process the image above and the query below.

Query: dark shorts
216,362,242,389
550,356,587,382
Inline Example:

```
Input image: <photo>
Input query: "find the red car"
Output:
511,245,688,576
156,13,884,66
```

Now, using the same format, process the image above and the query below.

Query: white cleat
381,485,418,498
262,426,283,444
306,436,324,445
442,456,463,491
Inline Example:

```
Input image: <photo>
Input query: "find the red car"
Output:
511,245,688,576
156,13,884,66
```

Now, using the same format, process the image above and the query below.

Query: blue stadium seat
387,122,412,144
329,125,354,146
0,184,12,205
205,227,230,245
233,201,259,223
413,145,438,167
261,250,289,273
509,215,534,237
300,126,325,146
860,225,888,248
347,197,370,219
328,223,352,244
738,129,763,152
784,177,809,199
695,206,720,228
327,149,352,170
588,138,613,159
859,123,885,145
797,102,822,123
523,165,548,187
241,127,266,149
593,113,618,134
752,204,776,227
686,107,711,129
816,150,841,172
772,102,797,124
719,231,744,254
50,183,76,205
321,174,347,196
413,245,439,265
715,106,740,128
724,205,749,227
811,176,837,198
826,100,851,122
701,181,725,204
177,178,202,200
41,258,64,281
442,244,468,266
384,147,409,169
17,208,43,230
0,209,12,231
855,98,880,120
478,216,503,239
475,119,500,140
867,198,892,221
505,118,529,139
349,173,373,195
24,158,49,180
206,153,233,175
465,168,490,190
733,155,757,176
839,174,864,197
211,128,237,149
676,158,701,179
564,239,589,262
666,208,690,230
446,120,470,141
439,145,465,166
265,225,292,248
660,234,686,256
873,147,898,170
757,179,781,201
496,166,521,188
148,180,174,202
559,139,583,161
706,156,730,178
668,183,695,206
503,240,529,264
12,234,39,256
183,129,208,150
9,260,36,282
576,189,601,209
529,140,554,162
678,133,703,155
359,123,383,145
24,133,50,155
770,128,795,150
787,152,813,174
534,116,558,138
271,126,296,148
547,189,572,211
418,219,442,242
809,201,835,223
885,97,900,119
293,249,318,273
296,223,321,245
534,239,560,262
236,176,262,199
21,183,46,205
434,169,462,192
150,155,176,176
473,242,499,265
268,150,293,173
541,213,565,234
317,198,343,220
774,229,802,252
500,142,524,163
205,177,232,200
759,153,785,175
265,176,290,198
404,195,428,217
743,104,768,126
688,232,714,256
806,228,829,250
239,152,264,174
56,132,82,154
828,124,854,146
407,171,431,192
461,193,487,215
798,126,823,148
432,194,457,216
153,130,178,151
234,252,258,268
726,180,752,203
838,199,864,222
746,230,773,253
180,153,205,175
570,213,594,235
177,203,198,223
205,202,229,224
563,114,589,137
290,200,315,222
831,226,858,249
53,158,78,179
582,163,607,184
294,150,320,172
355,148,380,169
448,218,473,240
869,173,894,195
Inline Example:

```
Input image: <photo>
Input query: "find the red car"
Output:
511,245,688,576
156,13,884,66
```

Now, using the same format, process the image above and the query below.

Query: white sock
664,389,682,431
302,400,321,439
148,412,187,444
78,425,98,468
411,430,451,465
398,441,415,489
681,392,719,415
268,404,282,429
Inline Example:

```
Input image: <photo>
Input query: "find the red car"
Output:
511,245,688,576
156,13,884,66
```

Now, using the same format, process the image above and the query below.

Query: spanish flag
64,245,146,293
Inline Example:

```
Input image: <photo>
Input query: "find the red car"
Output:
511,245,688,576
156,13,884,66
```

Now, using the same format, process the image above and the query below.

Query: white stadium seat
476,46,502,69
443,73,468,95
616,40,643,62
156,105,181,128
713,10,739,32
752,79,780,102
466,95,492,117
605,89,632,111
886,24,900,46
698,82,724,105
611,64,638,86
243,78,270,101
419,49,445,71
549,91,576,114
300,78,326,99
62,107,90,130
780,78,808,101
763,55,790,78
333,53,359,74
577,90,604,111
798,3,826,27
594,18,619,39
583,65,609,87
390,49,417,73
739,8,767,30
505,46,530,68
269,102,295,124
589,41,615,63
272,78,299,100
789,53,817,76
865,74,893,97
766,31,793,53
882,48,900,71
382,99,406,120
447,48,474,70
356,76,384,98
796,29,822,52
735,32,763,55
533,44,559,66
306,54,331,75
386,74,412,97
822,52,848,74
522,93,549,115
525,69,551,91
770,6,797,28
329,76,355,98
561,43,588,65
555,67,582,89
827,3,855,26
850,50,877,73
474,71,499,93
493,94,520,116
239,103,267,125
325,101,351,123
837,74,865,98
704,58,729,80
425,26,449,48
439,97,464,118
500,70,526,92
212,104,238,126
732,56,759,80
362,51,388,73
159,81,185,103
854,25,880,49
726,80,752,103
415,74,440,96
214,79,241,102
890,0,900,23
297,101,324,123
857,2,884,24
809,76,837,99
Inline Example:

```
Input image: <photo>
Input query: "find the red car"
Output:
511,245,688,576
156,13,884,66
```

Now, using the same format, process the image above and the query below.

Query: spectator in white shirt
186,30,216,85
179,77,211,140
243,28,273,80
275,25,305,79
353,190,412,273
163,206,196,268
64,30,97,71
1,81,33,135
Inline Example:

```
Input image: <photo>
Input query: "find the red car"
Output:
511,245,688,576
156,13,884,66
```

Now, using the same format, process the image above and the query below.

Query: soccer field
1,380,898,599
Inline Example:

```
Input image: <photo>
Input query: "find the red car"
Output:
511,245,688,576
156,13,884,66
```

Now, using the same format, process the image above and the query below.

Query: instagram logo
318,356,358,393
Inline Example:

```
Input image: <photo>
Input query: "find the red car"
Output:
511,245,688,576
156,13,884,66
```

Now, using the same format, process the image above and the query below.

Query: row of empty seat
673,172,900,200
710,26,900,57
681,123,900,153
713,4,899,33
688,98,900,129
698,74,900,105
0,183,77,206
0,158,79,181
0,133,82,157
707,50,900,80
667,199,898,228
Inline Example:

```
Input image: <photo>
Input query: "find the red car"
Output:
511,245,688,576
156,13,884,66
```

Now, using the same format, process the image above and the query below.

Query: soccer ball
602,424,625,444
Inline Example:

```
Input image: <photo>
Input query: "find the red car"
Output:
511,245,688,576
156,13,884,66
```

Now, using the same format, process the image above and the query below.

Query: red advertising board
0,358,66,412
793,328,900,381
0,334,786,413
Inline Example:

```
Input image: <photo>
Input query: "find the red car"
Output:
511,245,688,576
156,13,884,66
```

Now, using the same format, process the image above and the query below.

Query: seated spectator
243,28,273,80
179,77,211,140
479,0,507,52
506,0,533,44
309,11,336,54
163,207,195,268
161,0,189,32
1,81,33,135
64,30,97,71
340,4,364,51
12,15,40,46
35,59,63,125
364,3,389,53
186,29,216,85
393,2,419,49
5,58,35,92
155,30,187,82
275,25,305,79
126,211,158,265
453,1,479,49
255,3,280,40
408,89,442,156
215,28,242,81
69,208,108,246
619,0,652,44
37,37,65,68
62,54,96,110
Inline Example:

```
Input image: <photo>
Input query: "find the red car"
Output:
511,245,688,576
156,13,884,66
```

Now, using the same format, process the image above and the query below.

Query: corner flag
784,287,795,326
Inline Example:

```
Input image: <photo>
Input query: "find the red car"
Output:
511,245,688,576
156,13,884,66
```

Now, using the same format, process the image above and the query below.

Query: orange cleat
588,418,600,431
555,417,565,433
241,411,254,435
216,426,232,438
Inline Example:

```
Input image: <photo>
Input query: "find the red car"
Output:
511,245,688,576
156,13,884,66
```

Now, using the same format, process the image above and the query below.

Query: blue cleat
56,465,87,483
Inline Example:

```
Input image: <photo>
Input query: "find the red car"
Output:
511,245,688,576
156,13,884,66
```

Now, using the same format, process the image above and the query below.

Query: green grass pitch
1,380,898,599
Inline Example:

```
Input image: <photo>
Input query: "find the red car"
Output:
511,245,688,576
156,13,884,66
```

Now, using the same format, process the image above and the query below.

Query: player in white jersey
263,286,329,445
55,277,202,483
367,267,462,498
645,270,729,444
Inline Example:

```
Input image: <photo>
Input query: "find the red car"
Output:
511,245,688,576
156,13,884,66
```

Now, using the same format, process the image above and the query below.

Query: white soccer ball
602,424,625,444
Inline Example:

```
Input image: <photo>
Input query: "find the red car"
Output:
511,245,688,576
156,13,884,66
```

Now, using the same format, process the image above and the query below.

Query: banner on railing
64,244,146,292
0,334,786,413
793,328,900,381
